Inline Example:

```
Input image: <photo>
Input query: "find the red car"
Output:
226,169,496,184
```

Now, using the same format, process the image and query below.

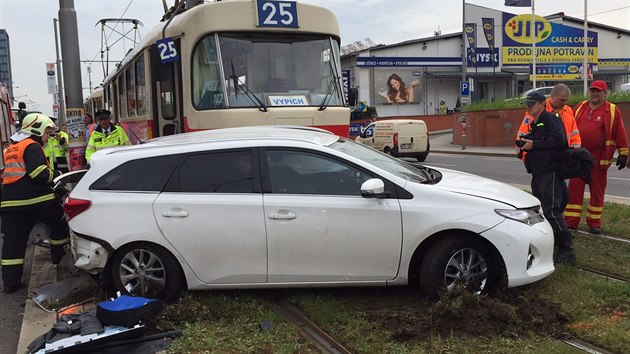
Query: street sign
461,96,470,104
460,81,470,96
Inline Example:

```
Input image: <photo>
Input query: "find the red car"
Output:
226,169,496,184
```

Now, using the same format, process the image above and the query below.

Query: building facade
0,29,13,99
342,3,630,120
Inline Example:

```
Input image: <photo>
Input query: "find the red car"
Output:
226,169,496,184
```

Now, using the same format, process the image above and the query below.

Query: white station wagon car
62,126,554,301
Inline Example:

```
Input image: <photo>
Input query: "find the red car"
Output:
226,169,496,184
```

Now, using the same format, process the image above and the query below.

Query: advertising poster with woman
376,71,421,104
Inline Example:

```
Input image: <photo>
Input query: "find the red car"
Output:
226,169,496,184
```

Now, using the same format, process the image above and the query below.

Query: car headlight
495,207,545,225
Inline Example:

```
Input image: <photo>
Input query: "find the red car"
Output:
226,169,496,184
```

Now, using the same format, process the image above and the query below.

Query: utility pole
59,0,86,170
460,0,467,150
53,18,66,124
87,66,93,94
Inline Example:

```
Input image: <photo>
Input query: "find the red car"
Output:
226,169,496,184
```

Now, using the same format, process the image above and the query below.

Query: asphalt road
417,152,630,198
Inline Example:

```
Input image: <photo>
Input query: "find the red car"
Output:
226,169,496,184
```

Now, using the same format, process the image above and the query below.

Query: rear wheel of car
419,235,494,298
111,243,183,302
383,147,392,155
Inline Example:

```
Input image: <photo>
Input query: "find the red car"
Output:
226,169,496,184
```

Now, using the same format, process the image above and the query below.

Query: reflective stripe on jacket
3,139,39,184
85,125,131,161
1,138,57,210
575,100,629,169
516,98,581,161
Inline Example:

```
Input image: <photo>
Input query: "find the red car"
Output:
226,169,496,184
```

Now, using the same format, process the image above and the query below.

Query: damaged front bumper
70,231,111,274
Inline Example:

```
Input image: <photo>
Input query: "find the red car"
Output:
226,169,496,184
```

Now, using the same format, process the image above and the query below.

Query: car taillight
393,133,398,146
64,196,91,221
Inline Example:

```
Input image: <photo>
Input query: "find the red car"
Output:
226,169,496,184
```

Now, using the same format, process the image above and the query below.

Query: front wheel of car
111,243,184,302
419,236,495,298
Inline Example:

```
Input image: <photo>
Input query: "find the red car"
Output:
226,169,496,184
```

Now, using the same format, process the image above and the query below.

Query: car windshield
328,138,428,183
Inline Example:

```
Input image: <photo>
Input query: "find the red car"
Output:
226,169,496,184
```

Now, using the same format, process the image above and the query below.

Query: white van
355,119,429,161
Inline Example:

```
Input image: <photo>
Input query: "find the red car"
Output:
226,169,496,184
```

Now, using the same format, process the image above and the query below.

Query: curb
17,244,57,354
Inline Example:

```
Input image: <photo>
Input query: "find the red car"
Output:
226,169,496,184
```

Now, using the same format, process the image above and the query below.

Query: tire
416,142,430,162
419,235,494,298
383,146,392,155
111,242,184,302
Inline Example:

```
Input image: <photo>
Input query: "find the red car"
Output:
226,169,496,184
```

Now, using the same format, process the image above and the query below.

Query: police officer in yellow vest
86,109,131,163
1,113,70,293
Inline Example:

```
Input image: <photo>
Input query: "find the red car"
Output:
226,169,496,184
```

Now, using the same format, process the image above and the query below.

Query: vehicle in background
62,126,554,302
0,82,16,153
520,87,554,99
355,119,429,161
100,0,349,141
620,83,630,92
84,87,104,119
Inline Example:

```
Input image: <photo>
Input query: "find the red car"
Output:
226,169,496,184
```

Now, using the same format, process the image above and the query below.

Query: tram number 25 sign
256,0,299,28
156,37,180,64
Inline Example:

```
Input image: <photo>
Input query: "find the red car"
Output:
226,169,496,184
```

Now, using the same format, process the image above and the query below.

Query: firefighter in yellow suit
1,113,69,293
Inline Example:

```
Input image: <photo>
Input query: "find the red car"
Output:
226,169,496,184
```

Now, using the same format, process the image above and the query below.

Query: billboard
502,12,598,65
374,70,422,105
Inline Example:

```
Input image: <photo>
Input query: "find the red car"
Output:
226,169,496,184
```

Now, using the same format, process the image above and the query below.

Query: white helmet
20,113,56,137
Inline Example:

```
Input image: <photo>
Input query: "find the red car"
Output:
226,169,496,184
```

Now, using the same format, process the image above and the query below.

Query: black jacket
524,110,567,174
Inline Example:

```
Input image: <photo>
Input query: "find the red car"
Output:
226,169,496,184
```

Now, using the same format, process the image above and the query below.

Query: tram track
563,337,617,354
267,255,627,354
272,299,355,354
574,229,630,244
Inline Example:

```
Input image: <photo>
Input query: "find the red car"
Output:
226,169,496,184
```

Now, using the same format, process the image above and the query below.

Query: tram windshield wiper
318,79,337,111
229,59,267,112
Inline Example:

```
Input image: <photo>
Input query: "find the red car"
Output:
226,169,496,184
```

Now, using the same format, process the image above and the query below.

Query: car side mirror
360,178,386,198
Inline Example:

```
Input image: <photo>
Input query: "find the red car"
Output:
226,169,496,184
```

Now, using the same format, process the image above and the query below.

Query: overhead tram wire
95,0,137,79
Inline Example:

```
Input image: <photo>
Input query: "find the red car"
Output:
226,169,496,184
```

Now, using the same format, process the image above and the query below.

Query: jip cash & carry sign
502,12,598,66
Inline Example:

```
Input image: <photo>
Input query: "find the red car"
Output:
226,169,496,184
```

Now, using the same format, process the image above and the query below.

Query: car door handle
162,209,189,218
268,210,296,220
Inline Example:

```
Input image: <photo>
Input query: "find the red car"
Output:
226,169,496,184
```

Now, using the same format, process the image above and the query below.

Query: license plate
400,143,412,149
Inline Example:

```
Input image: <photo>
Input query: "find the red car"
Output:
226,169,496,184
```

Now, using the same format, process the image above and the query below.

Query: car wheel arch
110,241,187,302
407,230,506,291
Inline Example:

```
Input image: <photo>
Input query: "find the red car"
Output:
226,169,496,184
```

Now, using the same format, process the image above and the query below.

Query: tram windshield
192,33,344,110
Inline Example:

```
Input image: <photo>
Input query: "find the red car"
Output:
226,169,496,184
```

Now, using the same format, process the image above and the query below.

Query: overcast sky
1,0,628,116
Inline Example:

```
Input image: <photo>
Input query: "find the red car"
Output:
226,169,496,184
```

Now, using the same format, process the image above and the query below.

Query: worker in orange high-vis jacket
516,84,581,211
565,80,628,235
1,113,69,293
516,83,581,159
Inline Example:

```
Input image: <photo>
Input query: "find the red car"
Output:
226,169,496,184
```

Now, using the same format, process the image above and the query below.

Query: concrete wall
452,102,630,146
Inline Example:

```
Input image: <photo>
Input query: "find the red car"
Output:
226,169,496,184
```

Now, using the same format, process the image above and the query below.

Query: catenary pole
461,0,467,150
53,18,66,125
583,0,588,96
531,0,536,89
59,0,87,170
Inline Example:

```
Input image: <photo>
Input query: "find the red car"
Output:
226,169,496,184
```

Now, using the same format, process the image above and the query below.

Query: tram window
192,35,225,110
118,76,126,119
135,57,146,116
126,66,136,116
160,78,175,119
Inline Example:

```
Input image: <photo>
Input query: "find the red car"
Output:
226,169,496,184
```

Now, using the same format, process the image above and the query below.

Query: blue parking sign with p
460,81,470,96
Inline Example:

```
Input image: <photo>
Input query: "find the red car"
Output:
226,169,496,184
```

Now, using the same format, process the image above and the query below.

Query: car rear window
90,155,183,192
